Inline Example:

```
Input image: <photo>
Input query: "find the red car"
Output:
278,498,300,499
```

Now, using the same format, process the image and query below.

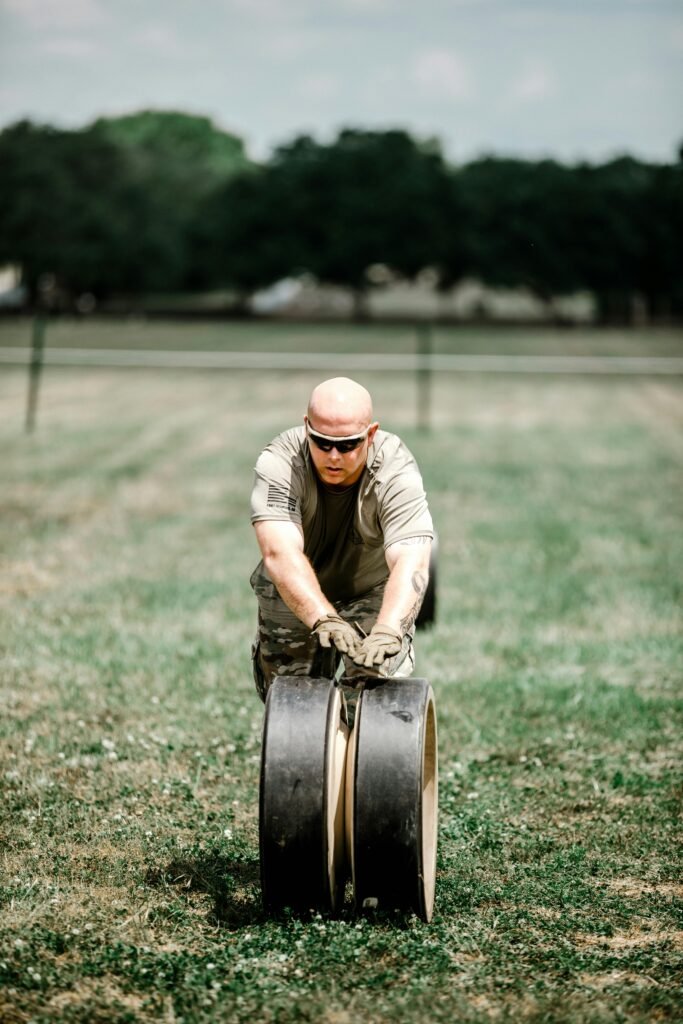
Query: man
249,376,433,713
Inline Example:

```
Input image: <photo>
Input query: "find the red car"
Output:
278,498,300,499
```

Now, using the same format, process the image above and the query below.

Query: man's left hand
353,624,403,667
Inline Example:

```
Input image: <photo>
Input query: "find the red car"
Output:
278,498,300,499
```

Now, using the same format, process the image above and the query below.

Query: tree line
1,111,681,321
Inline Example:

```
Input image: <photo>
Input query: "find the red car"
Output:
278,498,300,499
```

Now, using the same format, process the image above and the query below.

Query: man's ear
368,421,380,443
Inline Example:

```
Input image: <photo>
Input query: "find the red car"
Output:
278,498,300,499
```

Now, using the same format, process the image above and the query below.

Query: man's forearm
377,548,430,634
263,549,335,628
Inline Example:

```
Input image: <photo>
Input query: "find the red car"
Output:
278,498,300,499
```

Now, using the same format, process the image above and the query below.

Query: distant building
249,273,596,324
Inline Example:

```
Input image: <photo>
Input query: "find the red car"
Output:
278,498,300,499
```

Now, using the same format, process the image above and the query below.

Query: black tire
259,676,348,913
349,678,438,921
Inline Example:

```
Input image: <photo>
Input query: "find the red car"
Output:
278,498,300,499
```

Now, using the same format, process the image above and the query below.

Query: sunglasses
306,424,370,454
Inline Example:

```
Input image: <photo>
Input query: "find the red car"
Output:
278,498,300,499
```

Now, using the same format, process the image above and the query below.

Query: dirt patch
48,978,150,1017
605,878,683,900
532,906,562,921
468,994,501,1019
575,927,683,951
0,559,57,597
323,1011,354,1024
450,950,488,964
580,970,659,990
0,996,30,1024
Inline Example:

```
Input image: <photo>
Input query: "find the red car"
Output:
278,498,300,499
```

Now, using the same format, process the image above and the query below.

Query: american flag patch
266,484,298,513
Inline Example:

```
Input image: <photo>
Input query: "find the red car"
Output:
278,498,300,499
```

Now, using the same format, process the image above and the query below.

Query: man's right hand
311,614,360,656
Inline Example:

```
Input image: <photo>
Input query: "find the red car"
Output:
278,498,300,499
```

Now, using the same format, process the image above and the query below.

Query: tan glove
311,614,360,656
353,624,403,668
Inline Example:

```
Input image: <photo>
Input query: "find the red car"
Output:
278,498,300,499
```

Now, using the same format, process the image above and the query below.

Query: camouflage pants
249,563,415,723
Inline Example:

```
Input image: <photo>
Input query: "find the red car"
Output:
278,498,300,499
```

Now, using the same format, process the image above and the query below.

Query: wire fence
4,315,683,435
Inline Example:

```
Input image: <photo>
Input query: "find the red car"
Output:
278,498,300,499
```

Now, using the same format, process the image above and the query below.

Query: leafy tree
0,113,252,302
1,113,680,320
636,161,683,318
93,111,251,292
456,157,586,300
568,158,649,321
0,121,139,301
93,110,249,185
275,130,455,312
204,129,457,314
198,166,294,304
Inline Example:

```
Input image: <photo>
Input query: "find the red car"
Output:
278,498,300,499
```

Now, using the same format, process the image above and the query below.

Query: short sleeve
378,462,433,548
250,446,303,525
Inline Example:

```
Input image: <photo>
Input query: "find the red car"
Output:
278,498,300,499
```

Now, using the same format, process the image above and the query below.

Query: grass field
1,324,682,1023
2,315,683,357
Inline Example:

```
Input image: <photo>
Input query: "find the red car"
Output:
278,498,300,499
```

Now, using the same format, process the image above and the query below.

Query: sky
1,0,681,165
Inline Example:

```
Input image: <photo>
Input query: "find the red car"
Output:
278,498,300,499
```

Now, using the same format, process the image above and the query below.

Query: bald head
307,377,374,435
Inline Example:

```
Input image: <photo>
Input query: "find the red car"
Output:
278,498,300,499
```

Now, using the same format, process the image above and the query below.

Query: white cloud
509,63,556,103
296,72,340,101
132,24,189,58
668,22,683,52
223,0,310,17
262,28,324,59
37,37,102,59
342,0,390,9
1,0,106,30
411,49,471,102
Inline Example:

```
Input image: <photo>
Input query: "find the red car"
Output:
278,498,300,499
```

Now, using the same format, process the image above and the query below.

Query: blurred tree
456,157,584,302
0,113,251,305
453,154,683,322
637,161,683,319
204,129,456,315
0,120,139,302
279,130,456,315
1,114,680,320
93,110,248,182
569,158,647,322
198,166,293,307
93,111,251,291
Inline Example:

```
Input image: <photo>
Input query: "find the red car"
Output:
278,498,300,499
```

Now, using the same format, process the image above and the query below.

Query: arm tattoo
411,571,428,597
400,571,428,633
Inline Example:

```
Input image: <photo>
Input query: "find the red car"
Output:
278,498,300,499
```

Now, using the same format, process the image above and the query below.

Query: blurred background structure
0,1,681,325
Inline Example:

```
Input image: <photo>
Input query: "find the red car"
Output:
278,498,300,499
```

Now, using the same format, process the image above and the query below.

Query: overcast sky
1,0,681,165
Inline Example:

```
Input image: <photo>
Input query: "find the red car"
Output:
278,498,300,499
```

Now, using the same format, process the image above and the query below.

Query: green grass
1,340,682,1023
2,314,683,356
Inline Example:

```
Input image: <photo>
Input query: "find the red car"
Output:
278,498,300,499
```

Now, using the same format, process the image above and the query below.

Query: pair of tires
259,675,438,921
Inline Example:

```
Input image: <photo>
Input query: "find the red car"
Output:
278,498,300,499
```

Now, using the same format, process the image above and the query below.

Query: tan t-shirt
250,426,433,602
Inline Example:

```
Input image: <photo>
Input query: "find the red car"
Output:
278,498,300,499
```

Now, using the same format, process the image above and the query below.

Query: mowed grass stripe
4,346,683,375
2,316,683,356
0,358,681,1023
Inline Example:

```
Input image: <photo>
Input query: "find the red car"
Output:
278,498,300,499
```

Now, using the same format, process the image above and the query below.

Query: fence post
25,314,46,434
416,322,432,433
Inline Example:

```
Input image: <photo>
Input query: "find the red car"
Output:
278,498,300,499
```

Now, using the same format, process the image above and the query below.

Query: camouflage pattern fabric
250,565,415,724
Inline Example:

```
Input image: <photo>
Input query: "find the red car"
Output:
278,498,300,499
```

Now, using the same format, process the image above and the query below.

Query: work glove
311,614,360,656
353,624,403,668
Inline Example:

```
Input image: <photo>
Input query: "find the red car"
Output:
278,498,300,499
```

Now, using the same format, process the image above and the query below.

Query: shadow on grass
147,856,424,929
146,853,265,930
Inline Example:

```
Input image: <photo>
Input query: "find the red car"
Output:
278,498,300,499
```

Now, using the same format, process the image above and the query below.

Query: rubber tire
260,675,348,913
350,677,438,921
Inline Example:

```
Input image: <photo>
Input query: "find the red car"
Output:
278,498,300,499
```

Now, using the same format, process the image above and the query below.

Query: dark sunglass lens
311,434,334,451
337,439,359,454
